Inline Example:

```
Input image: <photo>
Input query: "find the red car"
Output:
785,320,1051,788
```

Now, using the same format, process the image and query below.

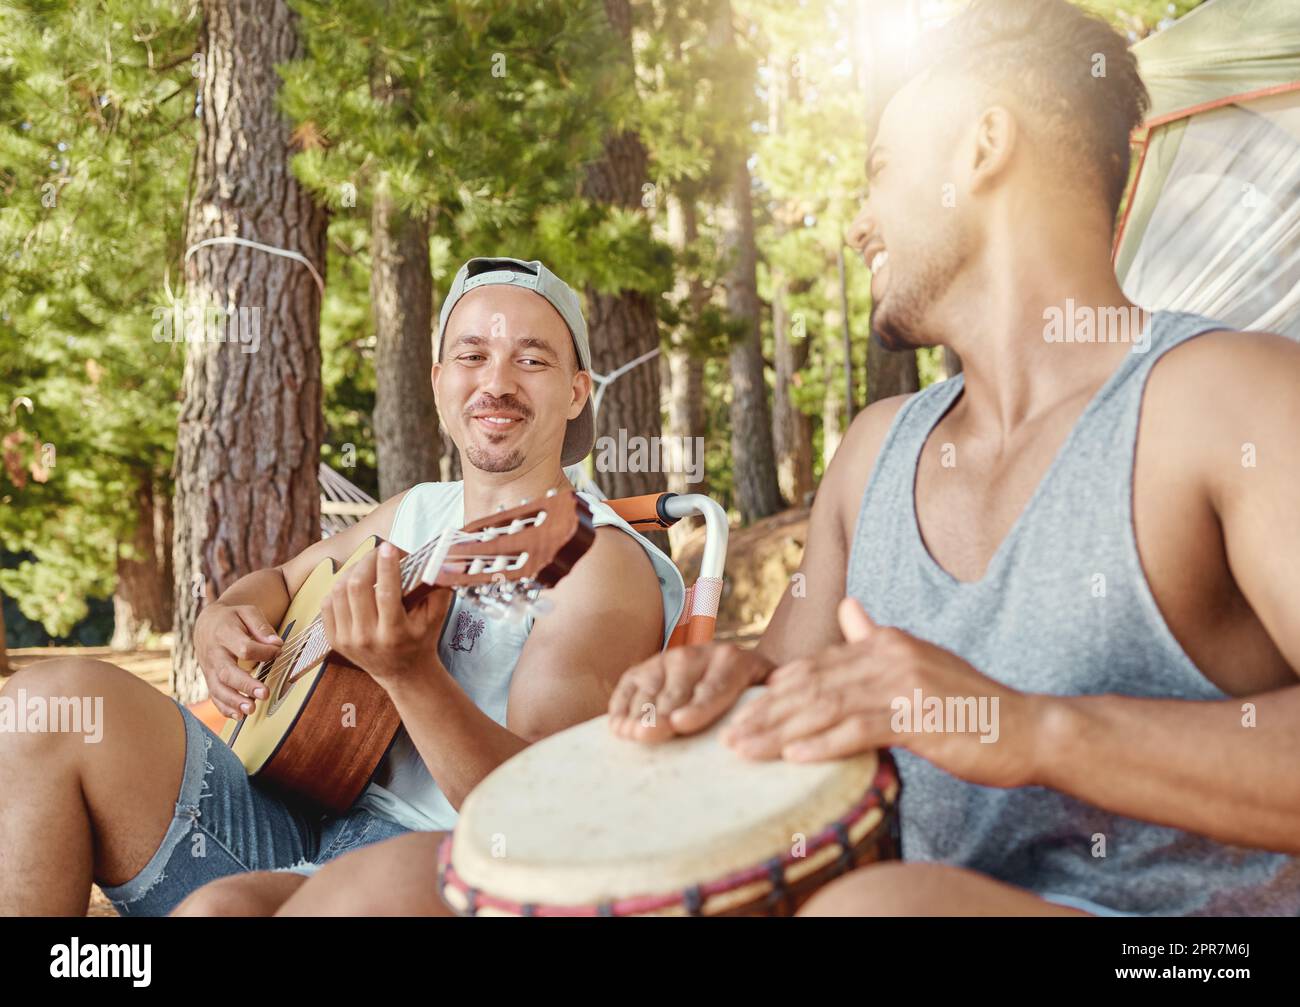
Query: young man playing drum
0,257,683,916
608,0,1300,917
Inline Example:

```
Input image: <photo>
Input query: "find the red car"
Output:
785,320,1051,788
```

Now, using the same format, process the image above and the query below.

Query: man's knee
1,657,172,762
172,872,306,917
279,833,446,916
0,659,115,758
798,862,972,916
2,657,140,709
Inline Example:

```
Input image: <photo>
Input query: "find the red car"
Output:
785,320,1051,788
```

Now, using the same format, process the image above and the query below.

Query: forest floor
1,504,811,918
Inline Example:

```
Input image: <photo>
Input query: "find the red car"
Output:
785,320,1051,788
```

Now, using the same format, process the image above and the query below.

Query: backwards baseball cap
435,256,594,467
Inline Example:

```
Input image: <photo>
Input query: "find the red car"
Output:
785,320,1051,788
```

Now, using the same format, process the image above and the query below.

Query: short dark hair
917,0,1149,217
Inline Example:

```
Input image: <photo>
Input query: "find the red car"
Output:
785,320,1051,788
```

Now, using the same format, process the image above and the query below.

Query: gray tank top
846,309,1300,916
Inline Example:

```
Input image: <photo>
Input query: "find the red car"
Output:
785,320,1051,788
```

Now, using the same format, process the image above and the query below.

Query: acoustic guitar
221,489,595,814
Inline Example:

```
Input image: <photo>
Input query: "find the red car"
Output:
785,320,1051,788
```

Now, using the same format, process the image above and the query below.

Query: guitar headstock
407,489,595,621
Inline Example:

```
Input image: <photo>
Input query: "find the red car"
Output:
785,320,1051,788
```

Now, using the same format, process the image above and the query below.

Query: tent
1115,0,1300,340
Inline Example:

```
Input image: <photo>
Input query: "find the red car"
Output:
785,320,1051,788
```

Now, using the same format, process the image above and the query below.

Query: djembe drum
438,689,900,916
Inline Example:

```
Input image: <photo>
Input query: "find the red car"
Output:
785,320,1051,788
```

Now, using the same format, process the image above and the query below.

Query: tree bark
582,0,665,504
866,334,920,405
822,307,845,469
940,346,963,379
664,193,709,553
721,155,783,524
772,273,814,507
714,0,781,524
0,600,9,676
371,189,439,499
112,469,174,650
172,0,328,703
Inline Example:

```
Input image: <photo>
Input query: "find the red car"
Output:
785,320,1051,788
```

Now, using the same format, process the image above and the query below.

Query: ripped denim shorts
101,699,411,917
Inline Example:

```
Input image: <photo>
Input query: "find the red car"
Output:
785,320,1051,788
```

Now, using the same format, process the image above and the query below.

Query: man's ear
969,105,1017,194
569,369,593,420
431,362,445,424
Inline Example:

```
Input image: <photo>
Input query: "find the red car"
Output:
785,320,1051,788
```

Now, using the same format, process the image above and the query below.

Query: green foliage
0,0,195,635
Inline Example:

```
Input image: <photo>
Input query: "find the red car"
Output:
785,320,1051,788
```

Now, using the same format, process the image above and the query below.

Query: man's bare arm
1033,331,1300,851
755,394,910,667
386,526,664,809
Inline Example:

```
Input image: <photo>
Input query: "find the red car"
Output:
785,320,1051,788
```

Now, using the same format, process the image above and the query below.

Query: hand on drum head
607,642,775,743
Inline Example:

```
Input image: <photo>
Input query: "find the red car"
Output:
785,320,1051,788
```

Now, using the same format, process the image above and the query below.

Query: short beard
870,302,921,352
869,218,970,352
464,443,525,473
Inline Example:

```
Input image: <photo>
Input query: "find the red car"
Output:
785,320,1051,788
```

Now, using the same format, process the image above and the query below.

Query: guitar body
220,537,404,816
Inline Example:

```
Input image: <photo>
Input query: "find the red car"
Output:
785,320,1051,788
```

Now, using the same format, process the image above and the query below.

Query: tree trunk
372,189,439,500
714,0,781,524
866,334,920,405
582,0,665,504
172,0,328,704
662,192,709,551
112,470,173,650
823,309,845,468
772,273,814,507
940,346,963,379
440,427,462,483
0,600,9,676
722,155,783,524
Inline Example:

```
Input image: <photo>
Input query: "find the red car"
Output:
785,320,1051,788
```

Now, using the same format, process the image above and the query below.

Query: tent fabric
1116,0,1300,340
1127,0,1300,121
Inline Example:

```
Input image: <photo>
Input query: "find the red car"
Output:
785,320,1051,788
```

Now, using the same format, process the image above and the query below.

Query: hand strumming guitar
194,604,282,719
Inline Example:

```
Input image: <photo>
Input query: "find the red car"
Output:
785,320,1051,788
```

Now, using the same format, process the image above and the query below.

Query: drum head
450,689,883,910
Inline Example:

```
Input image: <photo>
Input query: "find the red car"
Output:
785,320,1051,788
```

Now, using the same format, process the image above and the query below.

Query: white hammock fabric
318,462,378,539
1122,92,1300,340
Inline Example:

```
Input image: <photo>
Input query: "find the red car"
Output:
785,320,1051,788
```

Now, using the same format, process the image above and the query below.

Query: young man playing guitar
0,256,682,917
604,0,1300,916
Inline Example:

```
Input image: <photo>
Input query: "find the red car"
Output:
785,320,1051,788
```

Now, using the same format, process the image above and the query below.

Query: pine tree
0,0,195,641
171,0,328,702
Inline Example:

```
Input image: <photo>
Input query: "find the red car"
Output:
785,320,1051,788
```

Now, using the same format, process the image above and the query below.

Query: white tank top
354,481,686,831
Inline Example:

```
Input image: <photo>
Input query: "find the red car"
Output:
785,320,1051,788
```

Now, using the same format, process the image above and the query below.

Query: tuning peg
545,488,558,497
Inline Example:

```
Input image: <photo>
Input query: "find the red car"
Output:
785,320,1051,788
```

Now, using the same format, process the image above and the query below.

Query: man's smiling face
848,73,977,351
433,284,590,474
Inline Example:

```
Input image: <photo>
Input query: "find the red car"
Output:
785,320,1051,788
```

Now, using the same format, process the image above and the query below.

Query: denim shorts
1040,892,1139,917
100,700,411,917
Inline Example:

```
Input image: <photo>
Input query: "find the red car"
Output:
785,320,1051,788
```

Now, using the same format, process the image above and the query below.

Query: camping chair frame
604,492,728,648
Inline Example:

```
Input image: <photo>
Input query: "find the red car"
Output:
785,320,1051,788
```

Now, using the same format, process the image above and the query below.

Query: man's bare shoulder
820,392,914,532
1146,328,1300,423
545,523,661,612
1143,328,1300,491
